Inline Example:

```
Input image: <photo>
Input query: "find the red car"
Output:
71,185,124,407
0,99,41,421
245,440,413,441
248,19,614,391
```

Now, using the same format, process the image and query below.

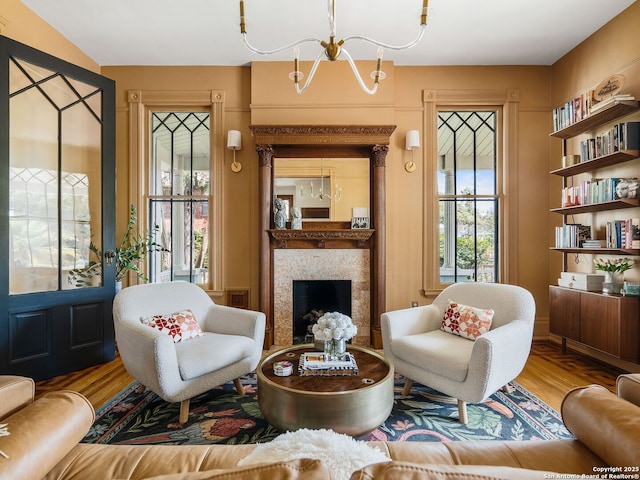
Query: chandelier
239,0,429,94
301,158,341,201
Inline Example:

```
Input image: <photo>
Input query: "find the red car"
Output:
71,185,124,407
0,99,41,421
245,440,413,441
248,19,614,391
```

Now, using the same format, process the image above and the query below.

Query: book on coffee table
298,352,359,376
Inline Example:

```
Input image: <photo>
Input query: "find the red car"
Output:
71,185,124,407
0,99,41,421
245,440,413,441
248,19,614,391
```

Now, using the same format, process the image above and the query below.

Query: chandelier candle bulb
239,1,246,33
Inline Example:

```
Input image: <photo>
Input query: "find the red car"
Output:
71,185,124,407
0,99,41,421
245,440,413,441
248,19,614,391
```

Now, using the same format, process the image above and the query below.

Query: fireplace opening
292,280,352,344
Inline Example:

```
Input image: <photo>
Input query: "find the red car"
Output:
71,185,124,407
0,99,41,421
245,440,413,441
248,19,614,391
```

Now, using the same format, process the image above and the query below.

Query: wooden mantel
251,125,396,349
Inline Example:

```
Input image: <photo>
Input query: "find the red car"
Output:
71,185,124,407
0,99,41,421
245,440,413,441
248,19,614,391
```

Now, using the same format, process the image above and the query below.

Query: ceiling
21,0,636,67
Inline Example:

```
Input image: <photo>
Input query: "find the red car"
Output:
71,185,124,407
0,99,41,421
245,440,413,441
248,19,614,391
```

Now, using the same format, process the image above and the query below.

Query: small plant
69,204,169,287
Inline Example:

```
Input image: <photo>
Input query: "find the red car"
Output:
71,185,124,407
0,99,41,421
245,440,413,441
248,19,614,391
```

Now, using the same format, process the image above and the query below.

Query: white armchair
381,283,535,424
113,281,265,423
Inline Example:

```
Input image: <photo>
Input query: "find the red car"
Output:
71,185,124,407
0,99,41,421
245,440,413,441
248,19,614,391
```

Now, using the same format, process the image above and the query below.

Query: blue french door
0,35,116,380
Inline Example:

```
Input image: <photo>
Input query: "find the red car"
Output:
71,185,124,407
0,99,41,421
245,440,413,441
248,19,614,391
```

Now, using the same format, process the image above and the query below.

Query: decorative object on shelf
405,129,420,172
562,155,580,168
351,207,370,229
68,204,169,291
622,281,640,297
227,130,242,172
273,197,287,229
593,74,625,102
594,257,635,294
238,0,429,95
615,178,639,199
311,311,357,361
300,158,341,201
557,272,604,292
291,206,302,230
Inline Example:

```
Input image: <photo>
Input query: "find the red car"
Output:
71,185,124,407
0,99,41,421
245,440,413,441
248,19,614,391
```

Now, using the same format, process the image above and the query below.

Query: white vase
324,338,347,361
602,272,624,294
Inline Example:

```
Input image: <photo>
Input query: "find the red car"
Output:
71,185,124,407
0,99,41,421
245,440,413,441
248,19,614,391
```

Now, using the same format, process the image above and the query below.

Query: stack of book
590,94,635,113
558,272,605,291
582,239,604,249
298,352,359,377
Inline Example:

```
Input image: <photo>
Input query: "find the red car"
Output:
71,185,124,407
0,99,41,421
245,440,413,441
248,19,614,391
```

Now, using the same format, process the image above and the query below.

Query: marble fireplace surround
251,125,395,349
273,249,370,347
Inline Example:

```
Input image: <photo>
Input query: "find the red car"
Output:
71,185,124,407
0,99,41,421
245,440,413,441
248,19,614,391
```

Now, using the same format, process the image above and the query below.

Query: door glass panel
9,56,104,293
61,96,103,290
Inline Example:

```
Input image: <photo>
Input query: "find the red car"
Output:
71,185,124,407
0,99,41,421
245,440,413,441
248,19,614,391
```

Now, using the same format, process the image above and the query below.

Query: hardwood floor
35,340,626,412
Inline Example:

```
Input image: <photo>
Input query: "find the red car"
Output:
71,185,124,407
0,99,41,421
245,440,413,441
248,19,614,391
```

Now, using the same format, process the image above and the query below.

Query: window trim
422,89,520,297
127,90,225,296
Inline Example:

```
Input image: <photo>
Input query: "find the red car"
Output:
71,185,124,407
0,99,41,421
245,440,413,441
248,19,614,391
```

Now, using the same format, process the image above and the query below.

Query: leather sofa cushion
562,383,640,468
0,376,34,419
616,373,640,407
0,391,94,480
141,459,331,480
350,461,556,480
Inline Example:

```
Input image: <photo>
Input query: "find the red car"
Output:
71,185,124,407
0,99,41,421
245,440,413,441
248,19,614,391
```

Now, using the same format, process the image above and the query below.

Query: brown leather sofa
0,374,638,480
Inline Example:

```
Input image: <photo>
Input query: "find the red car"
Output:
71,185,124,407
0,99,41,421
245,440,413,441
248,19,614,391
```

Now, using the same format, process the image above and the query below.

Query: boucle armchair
381,282,535,423
113,281,265,423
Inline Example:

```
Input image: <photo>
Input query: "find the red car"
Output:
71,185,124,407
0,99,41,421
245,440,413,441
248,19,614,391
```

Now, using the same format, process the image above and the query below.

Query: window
128,90,224,293
438,111,498,283
149,111,210,284
423,89,518,294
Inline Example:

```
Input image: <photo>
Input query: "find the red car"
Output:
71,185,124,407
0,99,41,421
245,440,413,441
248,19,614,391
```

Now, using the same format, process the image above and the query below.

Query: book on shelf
298,352,359,377
563,178,638,206
589,94,635,113
582,239,604,248
555,224,590,248
605,218,640,249
618,121,640,150
632,218,640,249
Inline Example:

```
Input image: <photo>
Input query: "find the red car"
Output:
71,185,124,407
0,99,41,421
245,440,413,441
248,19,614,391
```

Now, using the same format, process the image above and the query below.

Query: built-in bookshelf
549,98,640,364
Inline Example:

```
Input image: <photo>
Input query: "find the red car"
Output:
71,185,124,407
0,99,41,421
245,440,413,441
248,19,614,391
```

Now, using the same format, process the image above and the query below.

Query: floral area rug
83,373,573,445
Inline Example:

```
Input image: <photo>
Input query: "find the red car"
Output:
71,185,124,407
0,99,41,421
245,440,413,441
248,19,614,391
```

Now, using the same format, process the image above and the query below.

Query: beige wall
249,61,552,335
2,0,99,72
5,1,639,355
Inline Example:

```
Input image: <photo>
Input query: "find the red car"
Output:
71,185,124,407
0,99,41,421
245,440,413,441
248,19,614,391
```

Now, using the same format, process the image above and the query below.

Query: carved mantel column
256,145,274,347
371,145,388,348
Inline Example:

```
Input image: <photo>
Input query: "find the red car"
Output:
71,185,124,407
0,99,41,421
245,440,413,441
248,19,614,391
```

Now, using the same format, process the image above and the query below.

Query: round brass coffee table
257,344,394,436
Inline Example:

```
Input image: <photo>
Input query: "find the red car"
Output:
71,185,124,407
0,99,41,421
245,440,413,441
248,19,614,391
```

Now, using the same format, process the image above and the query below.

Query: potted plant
594,257,635,294
69,204,169,291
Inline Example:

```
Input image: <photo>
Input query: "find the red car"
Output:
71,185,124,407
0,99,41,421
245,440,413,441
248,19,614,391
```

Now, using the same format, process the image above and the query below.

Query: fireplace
272,249,370,346
251,125,395,348
292,280,352,344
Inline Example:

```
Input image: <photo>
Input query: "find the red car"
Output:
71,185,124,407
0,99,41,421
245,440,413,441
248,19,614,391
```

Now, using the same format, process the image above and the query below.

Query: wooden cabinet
550,286,640,362
549,100,640,365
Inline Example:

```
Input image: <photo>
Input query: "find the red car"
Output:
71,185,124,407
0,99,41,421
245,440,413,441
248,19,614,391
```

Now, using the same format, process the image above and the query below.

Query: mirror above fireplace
274,157,370,223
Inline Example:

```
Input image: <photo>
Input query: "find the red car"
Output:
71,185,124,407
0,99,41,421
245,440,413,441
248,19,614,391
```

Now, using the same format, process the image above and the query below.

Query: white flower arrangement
594,257,635,274
311,312,357,341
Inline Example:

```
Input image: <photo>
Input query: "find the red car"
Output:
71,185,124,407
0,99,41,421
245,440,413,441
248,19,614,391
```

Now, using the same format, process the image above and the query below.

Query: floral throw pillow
441,300,494,340
141,309,203,343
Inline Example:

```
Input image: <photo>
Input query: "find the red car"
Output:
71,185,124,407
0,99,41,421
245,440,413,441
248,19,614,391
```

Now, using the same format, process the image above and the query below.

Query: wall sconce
227,130,242,173
405,130,420,173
